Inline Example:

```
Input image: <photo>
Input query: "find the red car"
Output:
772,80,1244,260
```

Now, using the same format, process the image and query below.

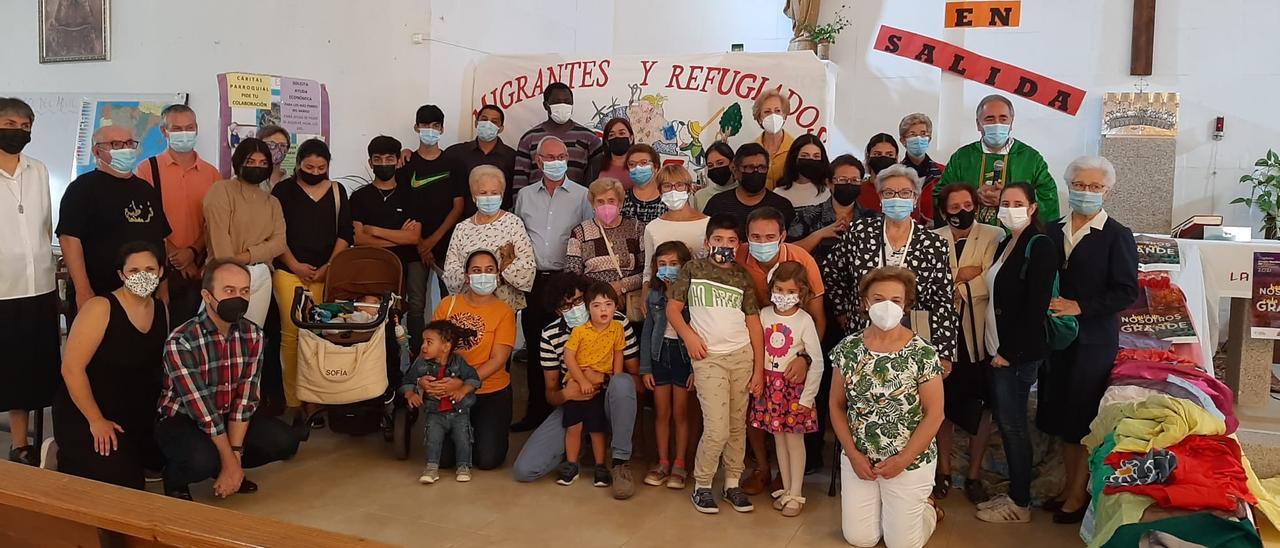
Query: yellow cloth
1242,453,1280,530
1083,394,1226,452
565,320,624,375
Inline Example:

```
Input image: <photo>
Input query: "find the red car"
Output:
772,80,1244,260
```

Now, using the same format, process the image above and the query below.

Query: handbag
597,221,644,323
1022,234,1078,351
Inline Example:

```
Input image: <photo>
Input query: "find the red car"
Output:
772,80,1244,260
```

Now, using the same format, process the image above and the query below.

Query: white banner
465,52,833,170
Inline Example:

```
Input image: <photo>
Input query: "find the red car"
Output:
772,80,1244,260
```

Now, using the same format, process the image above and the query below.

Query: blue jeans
425,409,473,467
988,358,1041,507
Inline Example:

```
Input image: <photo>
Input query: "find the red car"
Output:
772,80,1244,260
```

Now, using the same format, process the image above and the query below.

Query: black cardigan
1045,216,1140,346
991,225,1060,363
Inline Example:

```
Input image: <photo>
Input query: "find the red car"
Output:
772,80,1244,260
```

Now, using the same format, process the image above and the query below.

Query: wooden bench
0,461,394,548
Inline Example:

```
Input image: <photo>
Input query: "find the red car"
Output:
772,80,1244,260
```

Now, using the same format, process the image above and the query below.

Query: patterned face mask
710,246,736,264
122,271,160,297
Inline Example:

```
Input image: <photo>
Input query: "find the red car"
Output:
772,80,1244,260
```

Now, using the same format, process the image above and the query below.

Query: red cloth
1115,348,1197,367
436,362,454,412
1103,435,1256,511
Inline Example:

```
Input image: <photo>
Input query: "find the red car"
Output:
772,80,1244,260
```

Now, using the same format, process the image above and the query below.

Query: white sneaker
418,464,440,484
976,494,1014,510
38,438,57,470
975,497,1031,524
456,465,472,482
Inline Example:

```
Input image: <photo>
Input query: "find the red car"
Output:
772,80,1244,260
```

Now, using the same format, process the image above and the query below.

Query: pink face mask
595,204,620,225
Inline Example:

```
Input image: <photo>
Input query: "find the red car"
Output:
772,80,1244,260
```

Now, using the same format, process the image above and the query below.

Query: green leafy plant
1231,149,1280,238
802,7,851,44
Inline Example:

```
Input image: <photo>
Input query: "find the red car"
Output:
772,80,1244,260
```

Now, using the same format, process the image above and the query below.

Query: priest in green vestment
936,94,1060,225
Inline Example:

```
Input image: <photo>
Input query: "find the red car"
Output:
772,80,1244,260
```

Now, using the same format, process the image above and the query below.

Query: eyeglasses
557,297,584,312
1070,182,1108,193
660,182,691,192
879,189,917,200
94,140,139,150
833,177,864,185
265,142,289,152
739,165,768,174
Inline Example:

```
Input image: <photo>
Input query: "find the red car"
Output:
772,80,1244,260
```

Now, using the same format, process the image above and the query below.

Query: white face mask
997,206,1032,231
761,113,785,134
661,190,689,211
867,300,905,331
771,292,801,311
549,103,573,124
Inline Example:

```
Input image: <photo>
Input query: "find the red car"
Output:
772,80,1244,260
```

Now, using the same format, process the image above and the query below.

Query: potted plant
1231,149,1280,239
804,8,851,60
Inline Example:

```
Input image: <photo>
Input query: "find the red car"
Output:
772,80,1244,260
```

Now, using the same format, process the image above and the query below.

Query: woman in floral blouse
830,266,945,548
442,165,536,312
565,177,645,312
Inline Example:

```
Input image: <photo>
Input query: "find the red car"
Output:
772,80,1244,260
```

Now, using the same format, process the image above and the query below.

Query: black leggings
440,387,512,470
518,273,555,422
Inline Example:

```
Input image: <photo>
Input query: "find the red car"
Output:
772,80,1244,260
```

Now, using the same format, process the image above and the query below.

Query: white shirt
0,155,56,299
983,255,1007,355
1061,209,1109,260
981,137,1016,155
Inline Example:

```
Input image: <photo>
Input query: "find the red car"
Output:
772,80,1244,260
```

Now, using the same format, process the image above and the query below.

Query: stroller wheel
393,407,411,460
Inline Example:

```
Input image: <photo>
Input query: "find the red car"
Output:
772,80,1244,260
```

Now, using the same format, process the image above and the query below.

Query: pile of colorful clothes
1080,346,1280,546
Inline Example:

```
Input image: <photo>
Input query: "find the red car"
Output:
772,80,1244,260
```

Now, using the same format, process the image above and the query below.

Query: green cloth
1104,513,1260,548
1087,433,1159,548
937,139,1060,225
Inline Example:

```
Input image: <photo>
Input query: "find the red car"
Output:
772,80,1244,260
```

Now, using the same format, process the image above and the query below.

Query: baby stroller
290,246,408,455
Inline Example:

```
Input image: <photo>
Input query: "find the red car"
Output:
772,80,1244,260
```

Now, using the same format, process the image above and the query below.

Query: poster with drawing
216,72,330,178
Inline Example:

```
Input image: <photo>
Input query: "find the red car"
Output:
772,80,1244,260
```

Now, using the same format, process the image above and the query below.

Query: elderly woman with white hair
751,89,795,189
898,113,945,227
566,177,645,306
823,163,957,374
1038,155,1138,524
442,164,536,312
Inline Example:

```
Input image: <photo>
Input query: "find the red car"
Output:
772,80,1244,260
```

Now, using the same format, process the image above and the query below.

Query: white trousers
840,452,937,548
245,263,273,327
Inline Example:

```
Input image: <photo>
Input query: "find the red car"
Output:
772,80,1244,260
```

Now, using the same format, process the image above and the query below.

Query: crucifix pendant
17,204,23,214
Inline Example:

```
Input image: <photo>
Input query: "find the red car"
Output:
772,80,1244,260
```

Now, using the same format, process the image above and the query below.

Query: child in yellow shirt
558,282,625,487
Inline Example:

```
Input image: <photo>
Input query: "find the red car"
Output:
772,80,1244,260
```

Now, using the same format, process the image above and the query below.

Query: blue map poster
73,100,169,176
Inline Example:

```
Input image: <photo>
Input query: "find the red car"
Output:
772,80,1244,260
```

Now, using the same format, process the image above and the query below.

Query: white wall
820,0,1280,228
612,0,795,55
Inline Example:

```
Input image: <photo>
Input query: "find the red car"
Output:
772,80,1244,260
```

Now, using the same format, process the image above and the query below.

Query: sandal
643,465,669,487
771,489,787,510
928,497,945,524
932,473,952,499
781,496,805,517
665,467,687,490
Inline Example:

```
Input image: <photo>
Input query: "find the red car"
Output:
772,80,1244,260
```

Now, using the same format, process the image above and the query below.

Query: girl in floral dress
748,262,823,517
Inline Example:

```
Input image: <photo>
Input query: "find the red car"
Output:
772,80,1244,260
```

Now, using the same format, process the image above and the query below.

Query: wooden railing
0,461,394,548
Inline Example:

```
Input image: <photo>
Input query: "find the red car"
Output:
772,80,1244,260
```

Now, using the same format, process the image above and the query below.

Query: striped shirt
512,120,604,191
539,311,638,376
158,310,264,436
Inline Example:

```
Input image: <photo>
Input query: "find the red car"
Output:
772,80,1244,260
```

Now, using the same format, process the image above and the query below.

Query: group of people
0,83,1137,547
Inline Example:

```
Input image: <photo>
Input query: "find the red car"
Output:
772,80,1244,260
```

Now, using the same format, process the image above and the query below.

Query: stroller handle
289,286,396,331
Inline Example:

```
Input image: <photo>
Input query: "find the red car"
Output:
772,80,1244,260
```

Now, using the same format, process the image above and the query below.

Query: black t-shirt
270,178,354,272
56,169,172,296
443,139,517,215
702,189,796,233
350,180,420,267
397,151,464,261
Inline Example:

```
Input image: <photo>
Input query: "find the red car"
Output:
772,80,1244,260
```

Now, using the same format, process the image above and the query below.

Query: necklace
375,185,397,202
3,171,23,215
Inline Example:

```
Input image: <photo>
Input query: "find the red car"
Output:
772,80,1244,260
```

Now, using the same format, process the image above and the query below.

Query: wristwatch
798,352,813,366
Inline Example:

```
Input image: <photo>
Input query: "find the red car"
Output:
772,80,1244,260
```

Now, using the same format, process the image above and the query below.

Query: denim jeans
425,409,473,467
988,358,1042,507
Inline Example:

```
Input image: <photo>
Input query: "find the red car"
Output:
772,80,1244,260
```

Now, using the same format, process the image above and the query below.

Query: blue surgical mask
167,131,197,153
981,123,1011,149
629,164,654,186
562,303,589,328
541,159,568,181
881,197,915,221
469,273,498,295
108,148,139,173
656,265,680,283
1068,189,1105,216
749,240,780,263
475,121,499,142
418,127,441,147
475,195,502,215
904,135,929,158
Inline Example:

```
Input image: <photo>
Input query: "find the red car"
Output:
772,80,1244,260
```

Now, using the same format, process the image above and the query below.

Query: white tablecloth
1161,237,1280,371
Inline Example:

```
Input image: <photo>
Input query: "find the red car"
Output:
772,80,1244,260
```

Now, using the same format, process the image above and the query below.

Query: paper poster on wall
1250,252,1280,339
873,25,1084,115
216,72,330,178
73,99,171,177
466,53,833,173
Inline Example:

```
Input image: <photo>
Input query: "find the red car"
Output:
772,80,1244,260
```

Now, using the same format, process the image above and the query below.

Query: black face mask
707,166,733,187
832,184,860,206
607,137,631,156
739,172,767,194
239,166,271,185
796,158,828,182
211,296,249,323
947,208,977,230
0,128,32,155
867,156,897,175
298,170,327,185
371,164,397,182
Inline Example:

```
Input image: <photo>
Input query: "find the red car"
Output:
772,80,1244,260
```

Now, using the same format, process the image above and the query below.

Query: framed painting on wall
38,0,110,63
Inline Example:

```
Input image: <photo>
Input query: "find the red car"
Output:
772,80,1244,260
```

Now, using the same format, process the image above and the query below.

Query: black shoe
722,486,754,513
1053,498,1090,524
593,466,612,487
308,414,326,429
166,485,194,501
8,445,37,466
1042,497,1066,512
238,478,259,494
292,414,312,443
691,487,720,514
556,462,580,486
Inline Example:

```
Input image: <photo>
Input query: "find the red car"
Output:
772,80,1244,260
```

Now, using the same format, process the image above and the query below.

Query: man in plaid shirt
156,260,299,500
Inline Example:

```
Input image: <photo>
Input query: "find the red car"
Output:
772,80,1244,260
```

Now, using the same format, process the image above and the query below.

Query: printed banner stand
1250,252,1280,339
